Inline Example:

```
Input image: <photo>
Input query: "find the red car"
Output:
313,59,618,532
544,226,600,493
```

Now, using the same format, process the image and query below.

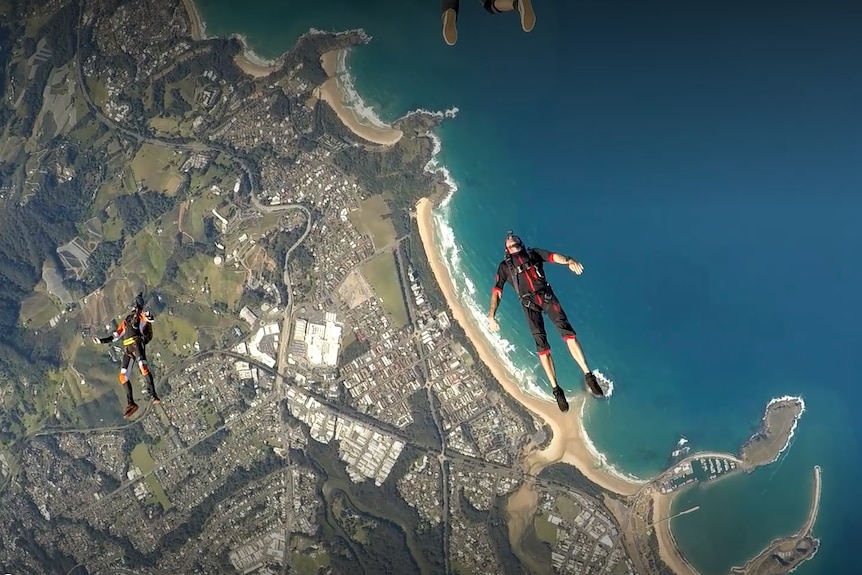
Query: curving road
249,196,312,314
246,196,311,575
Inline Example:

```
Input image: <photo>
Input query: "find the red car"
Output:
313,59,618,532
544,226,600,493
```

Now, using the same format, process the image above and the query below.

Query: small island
653,396,806,497
739,396,806,469
730,466,821,575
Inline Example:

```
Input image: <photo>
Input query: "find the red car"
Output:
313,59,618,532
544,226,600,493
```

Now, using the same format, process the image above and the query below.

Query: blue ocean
195,1,862,573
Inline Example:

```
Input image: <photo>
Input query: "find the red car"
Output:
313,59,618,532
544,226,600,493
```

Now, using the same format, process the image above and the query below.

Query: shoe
152,397,161,405
123,403,139,418
553,385,569,412
517,0,535,33
585,372,604,397
442,8,458,46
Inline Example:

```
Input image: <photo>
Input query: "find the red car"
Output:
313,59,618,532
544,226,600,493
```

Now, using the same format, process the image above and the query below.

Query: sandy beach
415,197,639,496
178,2,690,569
652,490,699,575
181,0,205,41
416,196,701,572
311,50,403,147
182,0,282,78
233,52,282,78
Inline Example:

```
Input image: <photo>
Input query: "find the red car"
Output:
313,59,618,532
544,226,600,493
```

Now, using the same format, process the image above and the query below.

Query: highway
24,11,498,572
245,194,313,574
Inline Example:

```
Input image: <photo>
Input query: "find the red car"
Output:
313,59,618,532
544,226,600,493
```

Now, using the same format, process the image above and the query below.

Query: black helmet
133,292,145,311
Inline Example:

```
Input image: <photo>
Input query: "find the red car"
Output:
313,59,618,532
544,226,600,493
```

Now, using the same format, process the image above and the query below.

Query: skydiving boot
121,379,138,418
515,0,535,32
442,7,458,46
123,402,139,418
585,371,604,397
552,385,569,412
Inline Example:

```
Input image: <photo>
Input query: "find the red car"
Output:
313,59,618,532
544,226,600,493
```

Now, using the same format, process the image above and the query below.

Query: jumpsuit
492,247,577,357
97,311,157,405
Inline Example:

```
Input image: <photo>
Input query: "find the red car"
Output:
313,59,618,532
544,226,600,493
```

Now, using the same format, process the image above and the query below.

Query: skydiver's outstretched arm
533,248,585,275
93,320,124,345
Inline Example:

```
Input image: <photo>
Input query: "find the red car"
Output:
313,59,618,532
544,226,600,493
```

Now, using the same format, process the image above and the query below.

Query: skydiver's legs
542,291,604,397
442,0,535,46
525,303,569,412
442,0,459,46
119,351,138,417
482,0,535,32
136,344,159,404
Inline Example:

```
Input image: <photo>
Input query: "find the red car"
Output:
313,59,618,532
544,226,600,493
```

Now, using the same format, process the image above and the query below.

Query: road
597,450,737,575
48,13,529,572
245,194,314,574
393,242,452,575
71,10,312,567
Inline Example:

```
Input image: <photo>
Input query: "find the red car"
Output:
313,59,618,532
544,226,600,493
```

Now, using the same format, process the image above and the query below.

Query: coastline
311,49,403,146
174,6,711,572
416,197,640,497
182,0,283,78
652,490,700,575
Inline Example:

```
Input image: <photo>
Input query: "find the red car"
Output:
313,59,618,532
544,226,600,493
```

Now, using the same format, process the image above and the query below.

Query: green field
176,253,245,310
19,287,60,329
85,77,108,109
155,313,198,354
53,362,103,407
130,143,184,195
164,78,196,113
234,212,282,241
349,195,397,250
184,194,224,242
130,443,171,511
533,512,557,545
291,551,330,575
554,494,582,521
361,251,408,329
71,344,125,396
69,115,99,143
149,116,180,135
122,230,171,284
188,157,235,194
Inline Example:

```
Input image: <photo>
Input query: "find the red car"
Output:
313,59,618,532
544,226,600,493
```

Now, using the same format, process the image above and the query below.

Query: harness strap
506,247,551,307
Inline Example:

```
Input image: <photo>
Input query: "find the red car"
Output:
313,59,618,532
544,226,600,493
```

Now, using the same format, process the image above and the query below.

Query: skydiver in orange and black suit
93,293,160,418
488,232,604,413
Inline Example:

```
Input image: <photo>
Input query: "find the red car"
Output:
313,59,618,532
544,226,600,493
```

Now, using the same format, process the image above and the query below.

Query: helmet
132,292,145,311
505,230,524,253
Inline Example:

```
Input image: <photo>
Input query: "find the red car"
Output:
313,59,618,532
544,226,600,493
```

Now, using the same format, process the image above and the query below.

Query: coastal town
0,1,822,575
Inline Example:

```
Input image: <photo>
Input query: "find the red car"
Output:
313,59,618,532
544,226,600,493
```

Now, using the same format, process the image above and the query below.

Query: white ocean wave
324,41,644,483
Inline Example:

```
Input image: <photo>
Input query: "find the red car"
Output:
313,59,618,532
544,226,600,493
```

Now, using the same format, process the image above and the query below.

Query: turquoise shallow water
195,1,862,572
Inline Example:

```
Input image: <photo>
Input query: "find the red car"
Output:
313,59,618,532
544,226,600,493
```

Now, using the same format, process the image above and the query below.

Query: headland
730,466,822,575
740,396,806,469
181,0,284,78
645,396,808,575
